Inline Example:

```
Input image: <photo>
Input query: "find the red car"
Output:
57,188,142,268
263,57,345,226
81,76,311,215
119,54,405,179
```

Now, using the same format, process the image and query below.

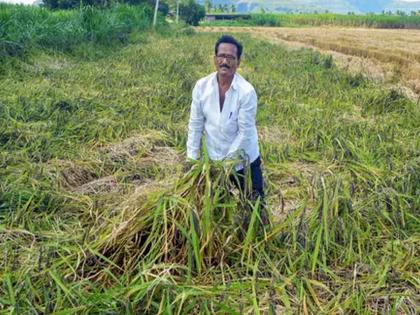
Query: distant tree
42,0,78,9
204,0,210,12
131,0,168,15
218,4,223,13
153,0,169,16
179,0,205,25
222,4,228,13
231,4,235,13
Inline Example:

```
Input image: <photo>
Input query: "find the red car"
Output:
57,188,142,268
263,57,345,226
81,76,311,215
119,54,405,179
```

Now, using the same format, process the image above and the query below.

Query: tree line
42,0,205,25
203,0,236,13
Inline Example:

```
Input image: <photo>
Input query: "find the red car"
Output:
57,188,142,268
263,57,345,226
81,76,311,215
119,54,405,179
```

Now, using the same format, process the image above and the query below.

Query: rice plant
0,22,419,313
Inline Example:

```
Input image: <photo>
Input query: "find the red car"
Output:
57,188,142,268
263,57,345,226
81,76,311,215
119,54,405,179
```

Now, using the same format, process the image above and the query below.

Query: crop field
200,13,420,29
198,26,420,99
0,3,159,60
1,8,420,314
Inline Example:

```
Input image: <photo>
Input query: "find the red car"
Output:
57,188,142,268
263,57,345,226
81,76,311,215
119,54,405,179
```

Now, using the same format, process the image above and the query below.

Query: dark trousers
230,156,264,199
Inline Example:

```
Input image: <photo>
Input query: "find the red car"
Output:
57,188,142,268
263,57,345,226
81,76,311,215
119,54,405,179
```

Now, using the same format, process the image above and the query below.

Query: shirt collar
213,72,239,91
231,73,239,91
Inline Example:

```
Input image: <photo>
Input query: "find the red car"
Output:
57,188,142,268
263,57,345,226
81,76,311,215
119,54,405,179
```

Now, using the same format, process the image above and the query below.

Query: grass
0,16,419,314
200,13,420,29
0,3,163,59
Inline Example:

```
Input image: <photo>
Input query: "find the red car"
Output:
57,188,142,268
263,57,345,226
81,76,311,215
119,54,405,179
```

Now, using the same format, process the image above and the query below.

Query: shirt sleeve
226,88,257,159
187,83,204,160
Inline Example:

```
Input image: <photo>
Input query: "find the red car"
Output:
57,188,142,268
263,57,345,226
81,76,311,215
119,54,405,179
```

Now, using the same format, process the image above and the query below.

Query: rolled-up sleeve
227,88,257,158
187,83,204,160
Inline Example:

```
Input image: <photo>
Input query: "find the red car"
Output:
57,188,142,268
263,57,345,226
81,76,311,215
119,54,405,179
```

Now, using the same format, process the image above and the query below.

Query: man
187,35,264,202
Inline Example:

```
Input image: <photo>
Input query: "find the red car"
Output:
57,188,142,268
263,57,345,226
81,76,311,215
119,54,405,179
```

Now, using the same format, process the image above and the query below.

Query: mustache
220,64,230,69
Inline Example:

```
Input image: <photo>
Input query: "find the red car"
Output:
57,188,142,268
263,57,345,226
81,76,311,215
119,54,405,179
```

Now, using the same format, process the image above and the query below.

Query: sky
2,0,36,4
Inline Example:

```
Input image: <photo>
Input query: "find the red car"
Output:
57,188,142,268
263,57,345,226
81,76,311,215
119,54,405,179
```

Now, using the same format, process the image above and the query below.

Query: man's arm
187,83,204,160
226,88,257,158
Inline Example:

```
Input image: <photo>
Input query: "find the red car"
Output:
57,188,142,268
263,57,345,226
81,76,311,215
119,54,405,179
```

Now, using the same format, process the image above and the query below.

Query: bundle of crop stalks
80,158,276,281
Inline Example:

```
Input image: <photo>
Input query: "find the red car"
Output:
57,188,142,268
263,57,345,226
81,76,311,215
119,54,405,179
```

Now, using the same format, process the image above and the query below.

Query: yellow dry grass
197,26,420,100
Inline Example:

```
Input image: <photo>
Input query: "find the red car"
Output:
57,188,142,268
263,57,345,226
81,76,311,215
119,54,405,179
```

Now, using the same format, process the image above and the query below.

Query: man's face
214,43,240,77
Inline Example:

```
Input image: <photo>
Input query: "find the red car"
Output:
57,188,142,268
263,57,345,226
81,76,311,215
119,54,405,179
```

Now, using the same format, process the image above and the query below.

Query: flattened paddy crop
0,31,419,314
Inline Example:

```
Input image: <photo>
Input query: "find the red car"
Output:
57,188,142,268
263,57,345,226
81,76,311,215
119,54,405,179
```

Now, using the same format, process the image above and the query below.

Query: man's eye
217,55,236,60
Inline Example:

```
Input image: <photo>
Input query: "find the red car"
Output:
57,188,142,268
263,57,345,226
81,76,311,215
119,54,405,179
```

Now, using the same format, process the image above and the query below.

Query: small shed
204,14,252,22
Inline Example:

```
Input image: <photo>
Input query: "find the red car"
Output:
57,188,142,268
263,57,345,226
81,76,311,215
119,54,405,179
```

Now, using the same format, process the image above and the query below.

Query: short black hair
215,35,243,60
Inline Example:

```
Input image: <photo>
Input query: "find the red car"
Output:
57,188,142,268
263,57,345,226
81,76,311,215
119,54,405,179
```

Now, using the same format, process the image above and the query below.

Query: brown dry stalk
196,26,420,99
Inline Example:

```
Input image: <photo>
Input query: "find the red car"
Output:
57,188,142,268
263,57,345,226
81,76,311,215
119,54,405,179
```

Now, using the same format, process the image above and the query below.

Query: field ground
197,26,420,100
1,30,419,313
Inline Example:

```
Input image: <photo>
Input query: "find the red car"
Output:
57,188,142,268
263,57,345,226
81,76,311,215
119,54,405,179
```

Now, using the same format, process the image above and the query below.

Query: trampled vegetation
201,12,420,29
198,25,420,97
0,6,419,314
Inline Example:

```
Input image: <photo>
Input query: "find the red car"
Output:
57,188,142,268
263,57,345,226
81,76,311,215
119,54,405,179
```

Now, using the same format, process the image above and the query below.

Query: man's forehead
217,43,238,54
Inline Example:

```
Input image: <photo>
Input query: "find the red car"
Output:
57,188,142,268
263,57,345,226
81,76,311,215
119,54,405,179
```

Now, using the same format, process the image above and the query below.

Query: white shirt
187,72,260,169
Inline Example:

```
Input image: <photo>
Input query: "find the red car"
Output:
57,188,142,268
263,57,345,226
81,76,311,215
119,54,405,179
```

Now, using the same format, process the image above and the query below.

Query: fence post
153,0,160,27
176,1,180,23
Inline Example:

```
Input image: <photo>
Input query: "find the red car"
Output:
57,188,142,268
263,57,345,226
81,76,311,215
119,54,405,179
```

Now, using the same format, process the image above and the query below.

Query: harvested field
197,26,420,99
